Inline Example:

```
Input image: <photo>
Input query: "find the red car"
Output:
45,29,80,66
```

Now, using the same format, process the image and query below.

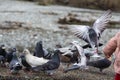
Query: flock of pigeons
0,10,112,75
0,42,61,75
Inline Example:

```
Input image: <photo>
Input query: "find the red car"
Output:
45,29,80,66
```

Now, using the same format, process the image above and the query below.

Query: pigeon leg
91,47,101,58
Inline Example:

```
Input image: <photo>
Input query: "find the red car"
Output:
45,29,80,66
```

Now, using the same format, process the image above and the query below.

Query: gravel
0,0,119,50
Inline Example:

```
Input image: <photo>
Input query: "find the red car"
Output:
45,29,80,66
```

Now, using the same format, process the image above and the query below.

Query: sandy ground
0,63,115,80
0,0,119,49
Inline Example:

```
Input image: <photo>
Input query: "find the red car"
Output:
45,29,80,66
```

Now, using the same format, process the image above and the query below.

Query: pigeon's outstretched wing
93,10,112,38
69,25,90,42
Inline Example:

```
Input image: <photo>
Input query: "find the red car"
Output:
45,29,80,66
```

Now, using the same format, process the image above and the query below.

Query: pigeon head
38,40,42,44
70,41,84,56
36,41,43,49
1,45,6,49
20,55,25,59
54,50,61,54
12,48,16,52
70,41,81,52
23,49,30,55
0,45,6,55
19,54,26,62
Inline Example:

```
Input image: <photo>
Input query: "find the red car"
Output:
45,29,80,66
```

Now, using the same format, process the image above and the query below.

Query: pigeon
19,54,31,71
87,58,111,72
23,49,49,67
33,41,44,57
33,41,52,59
59,41,88,66
63,41,86,64
31,50,60,74
9,52,22,74
58,48,80,67
64,56,88,73
6,48,16,63
69,10,112,57
0,45,7,58
63,41,88,72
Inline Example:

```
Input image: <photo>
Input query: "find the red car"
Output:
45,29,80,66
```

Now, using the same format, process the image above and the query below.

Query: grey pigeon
31,50,60,74
6,48,16,63
33,41,52,59
9,52,22,74
20,54,31,71
87,58,111,72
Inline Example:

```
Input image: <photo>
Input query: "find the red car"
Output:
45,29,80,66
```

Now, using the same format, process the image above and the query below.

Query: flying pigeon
33,41,52,59
19,54,31,71
87,58,111,72
69,10,112,57
23,49,49,67
9,52,22,74
31,50,60,75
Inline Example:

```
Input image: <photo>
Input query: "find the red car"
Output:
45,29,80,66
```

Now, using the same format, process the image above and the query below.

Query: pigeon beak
64,65,80,73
